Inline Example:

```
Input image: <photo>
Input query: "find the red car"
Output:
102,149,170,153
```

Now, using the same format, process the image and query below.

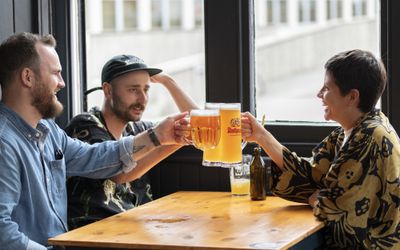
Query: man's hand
150,72,172,85
153,112,189,145
174,115,192,145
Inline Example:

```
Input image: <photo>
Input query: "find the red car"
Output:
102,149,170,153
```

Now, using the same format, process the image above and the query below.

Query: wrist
161,76,175,88
147,128,161,147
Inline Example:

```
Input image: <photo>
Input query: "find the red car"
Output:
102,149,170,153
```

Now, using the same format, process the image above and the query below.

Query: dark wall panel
34,0,52,34
204,0,255,115
0,0,52,41
14,0,33,32
381,0,400,133
149,147,233,199
0,0,14,42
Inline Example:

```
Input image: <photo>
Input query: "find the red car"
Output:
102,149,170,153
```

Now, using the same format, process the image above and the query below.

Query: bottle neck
254,147,261,157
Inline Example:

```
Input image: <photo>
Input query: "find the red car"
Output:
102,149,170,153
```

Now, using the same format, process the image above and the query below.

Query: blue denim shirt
0,102,136,250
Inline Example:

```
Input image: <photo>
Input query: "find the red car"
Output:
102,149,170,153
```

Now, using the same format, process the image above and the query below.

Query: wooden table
49,191,324,250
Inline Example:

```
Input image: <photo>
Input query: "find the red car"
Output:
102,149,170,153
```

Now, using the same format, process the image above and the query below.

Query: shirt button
35,133,40,137
28,134,32,138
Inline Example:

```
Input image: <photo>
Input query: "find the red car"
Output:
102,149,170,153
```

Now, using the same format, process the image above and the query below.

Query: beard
31,79,64,119
111,92,145,123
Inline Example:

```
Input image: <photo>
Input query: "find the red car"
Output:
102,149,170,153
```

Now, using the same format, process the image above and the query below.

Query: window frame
53,0,87,128
55,0,400,151
204,0,400,156
381,0,400,131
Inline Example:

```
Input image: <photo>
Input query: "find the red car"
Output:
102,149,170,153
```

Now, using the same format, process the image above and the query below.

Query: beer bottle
250,147,266,200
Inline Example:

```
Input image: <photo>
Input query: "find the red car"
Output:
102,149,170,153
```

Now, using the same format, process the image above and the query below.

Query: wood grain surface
49,191,324,250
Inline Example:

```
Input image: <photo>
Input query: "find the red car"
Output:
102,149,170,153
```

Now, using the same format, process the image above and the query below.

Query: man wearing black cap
64,55,198,229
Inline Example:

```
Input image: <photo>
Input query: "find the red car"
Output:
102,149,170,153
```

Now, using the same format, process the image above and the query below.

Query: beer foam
190,109,219,116
220,103,241,110
205,103,221,109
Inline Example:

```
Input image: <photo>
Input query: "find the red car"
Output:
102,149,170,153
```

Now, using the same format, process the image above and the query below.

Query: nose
137,90,148,103
58,79,65,89
58,73,65,89
317,89,323,99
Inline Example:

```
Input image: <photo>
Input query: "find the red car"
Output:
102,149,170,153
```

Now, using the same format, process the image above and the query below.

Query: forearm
257,130,284,169
130,129,160,161
123,112,187,173
159,76,198,111
112,144,181,184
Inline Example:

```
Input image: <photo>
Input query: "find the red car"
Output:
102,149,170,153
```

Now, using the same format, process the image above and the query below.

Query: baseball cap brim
111,67,162,81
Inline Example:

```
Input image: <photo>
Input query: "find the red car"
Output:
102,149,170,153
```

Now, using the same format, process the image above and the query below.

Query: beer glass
202,103,222,167
229,154,252,196
189,109,221,150
219,103,242,165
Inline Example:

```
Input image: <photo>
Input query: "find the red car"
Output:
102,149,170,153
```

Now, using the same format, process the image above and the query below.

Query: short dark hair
0,32,56,90
324,49,387,113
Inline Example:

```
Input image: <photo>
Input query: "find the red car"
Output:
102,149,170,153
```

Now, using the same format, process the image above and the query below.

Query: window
102,0,116,31
299,0,316,22
84,0,205,121
124,0,137,30
151,0,162,29
194,0,203,27
170,0,182,28
327,0,343,19
255,0,380,122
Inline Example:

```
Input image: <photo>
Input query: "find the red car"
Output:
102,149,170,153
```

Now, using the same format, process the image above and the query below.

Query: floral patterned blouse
271,109,400,249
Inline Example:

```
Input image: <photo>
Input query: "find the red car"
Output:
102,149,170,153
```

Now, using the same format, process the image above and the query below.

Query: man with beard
64,55,198,229
0,32,187,249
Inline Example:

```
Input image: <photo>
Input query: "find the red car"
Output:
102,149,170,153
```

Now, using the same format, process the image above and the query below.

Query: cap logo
124,57,143,65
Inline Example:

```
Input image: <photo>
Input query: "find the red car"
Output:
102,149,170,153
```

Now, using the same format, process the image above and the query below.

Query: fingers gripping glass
184,109,221,151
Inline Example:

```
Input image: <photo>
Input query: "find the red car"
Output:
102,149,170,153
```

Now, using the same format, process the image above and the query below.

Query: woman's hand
241,112,266,143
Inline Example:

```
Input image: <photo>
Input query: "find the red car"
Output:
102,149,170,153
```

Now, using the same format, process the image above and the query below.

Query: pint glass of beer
202,103,222,167
220,103,242,165
189,109,221,150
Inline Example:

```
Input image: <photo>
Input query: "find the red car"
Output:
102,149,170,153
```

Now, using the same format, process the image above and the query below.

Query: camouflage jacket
64,107,153,229
271,109,400,249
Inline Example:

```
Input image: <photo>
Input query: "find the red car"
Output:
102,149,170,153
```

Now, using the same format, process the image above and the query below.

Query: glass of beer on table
189,109,221,150
230,154,252,196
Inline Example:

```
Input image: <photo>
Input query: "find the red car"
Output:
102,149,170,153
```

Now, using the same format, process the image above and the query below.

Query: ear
20,68,35,88
103,82,112,99
348,89,360,106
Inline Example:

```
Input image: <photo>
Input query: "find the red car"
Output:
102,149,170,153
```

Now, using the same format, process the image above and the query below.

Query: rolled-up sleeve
118,135,137,173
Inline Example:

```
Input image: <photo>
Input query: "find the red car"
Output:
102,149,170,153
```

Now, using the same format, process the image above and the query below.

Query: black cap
101,55,162,83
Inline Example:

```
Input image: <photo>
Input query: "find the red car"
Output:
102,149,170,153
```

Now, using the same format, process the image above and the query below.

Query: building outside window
124,0,137,30
102,0,116,31
151,0,162,29
255,0,379,122
170,0,182,28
